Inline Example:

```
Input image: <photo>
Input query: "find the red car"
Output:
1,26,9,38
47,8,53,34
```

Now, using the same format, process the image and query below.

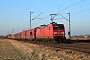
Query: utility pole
30,11,33,29
30,11,43,29
12,28,18,34
67,12,71,38
58,13,71,38
50,14,57,23
12,28,14,35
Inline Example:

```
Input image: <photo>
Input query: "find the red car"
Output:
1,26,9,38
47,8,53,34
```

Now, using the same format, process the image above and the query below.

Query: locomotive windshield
53,25,64,30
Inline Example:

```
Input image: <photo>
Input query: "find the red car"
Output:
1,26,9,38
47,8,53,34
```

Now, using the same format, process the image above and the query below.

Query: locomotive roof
37,23,64,29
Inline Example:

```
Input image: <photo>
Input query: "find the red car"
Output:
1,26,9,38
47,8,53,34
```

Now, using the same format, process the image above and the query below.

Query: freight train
7,22,66,44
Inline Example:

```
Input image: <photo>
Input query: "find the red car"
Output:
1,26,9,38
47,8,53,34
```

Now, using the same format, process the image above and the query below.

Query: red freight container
30,28,36,40
21,31,26,40
17,33,21,40
36,27,41,38
25,30,30,40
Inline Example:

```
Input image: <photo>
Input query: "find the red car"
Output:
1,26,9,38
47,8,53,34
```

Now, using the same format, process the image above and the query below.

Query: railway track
19,40,90,54
48,43,90,54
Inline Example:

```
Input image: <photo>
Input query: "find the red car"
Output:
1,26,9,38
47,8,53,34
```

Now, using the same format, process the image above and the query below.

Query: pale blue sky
0,0,90,36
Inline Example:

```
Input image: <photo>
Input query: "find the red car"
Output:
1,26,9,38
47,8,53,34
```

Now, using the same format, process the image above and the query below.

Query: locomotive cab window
53,25,64,30
30,32,32,35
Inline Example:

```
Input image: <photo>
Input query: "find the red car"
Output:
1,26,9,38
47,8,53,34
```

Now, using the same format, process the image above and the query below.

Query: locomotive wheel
57,40,61,44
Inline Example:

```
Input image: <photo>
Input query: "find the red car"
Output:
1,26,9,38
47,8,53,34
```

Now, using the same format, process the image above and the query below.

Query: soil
0,39,90,60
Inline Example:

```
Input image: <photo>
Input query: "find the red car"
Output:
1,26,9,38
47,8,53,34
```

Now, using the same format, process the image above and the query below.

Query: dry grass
0,39,90,60
68,38,90,40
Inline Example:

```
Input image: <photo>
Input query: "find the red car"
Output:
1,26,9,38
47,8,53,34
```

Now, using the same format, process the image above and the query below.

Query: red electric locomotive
36,22,66,43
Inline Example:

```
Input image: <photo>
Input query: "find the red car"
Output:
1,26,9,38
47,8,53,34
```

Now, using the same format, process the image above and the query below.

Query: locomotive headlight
61,32,64,34
54,32,57,34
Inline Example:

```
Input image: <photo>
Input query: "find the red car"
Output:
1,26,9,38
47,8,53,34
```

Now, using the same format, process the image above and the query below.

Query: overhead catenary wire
72,9,90,15
31,0,86,27
58,0,85,12
45,0,72,13
30,11,44,29
32,12,43,21
58,13,68,21
42,0,85,21
33,0,72,21
60,2,90,14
